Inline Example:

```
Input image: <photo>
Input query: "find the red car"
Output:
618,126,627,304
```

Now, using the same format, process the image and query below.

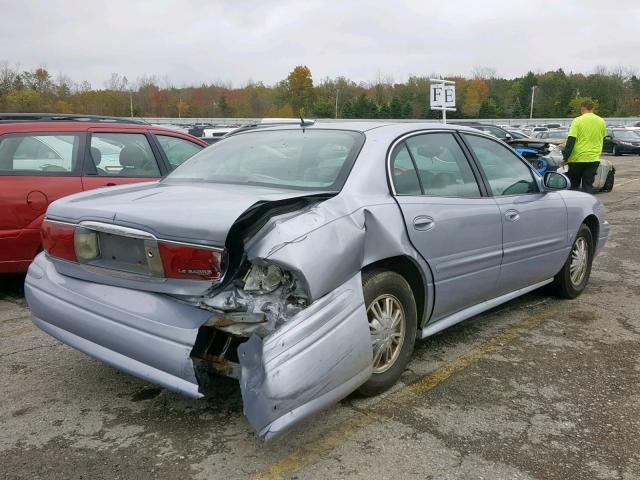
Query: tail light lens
41,221,77,261
158,241,223,280
41,220,224,282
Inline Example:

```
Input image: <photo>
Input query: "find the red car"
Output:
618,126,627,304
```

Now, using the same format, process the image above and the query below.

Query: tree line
1,62,639,119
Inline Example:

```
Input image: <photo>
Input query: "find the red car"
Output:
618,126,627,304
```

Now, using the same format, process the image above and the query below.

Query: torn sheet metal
199,265,308,337
246,195,433,320
237,272,372,439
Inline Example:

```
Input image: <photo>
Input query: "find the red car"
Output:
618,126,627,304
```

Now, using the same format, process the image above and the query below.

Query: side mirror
544,171,570,190
604,135,612,140
504,133,512,140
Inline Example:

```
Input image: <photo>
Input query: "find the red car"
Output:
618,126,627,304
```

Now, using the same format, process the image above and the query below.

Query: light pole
335,88,339,119
529,85,537,119
129,90,134,118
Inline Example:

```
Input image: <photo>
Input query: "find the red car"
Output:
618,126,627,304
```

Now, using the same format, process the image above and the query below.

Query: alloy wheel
570,237,589,286
367,294,406,374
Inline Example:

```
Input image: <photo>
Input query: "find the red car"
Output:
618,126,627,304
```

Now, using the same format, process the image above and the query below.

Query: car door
0,132,84,270
153,134,204,171
81,130,165,190
390,132,503,320
462,133,568,294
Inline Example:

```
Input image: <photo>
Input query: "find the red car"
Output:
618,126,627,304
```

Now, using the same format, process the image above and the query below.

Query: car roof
0,119,208,145
235,121,475,135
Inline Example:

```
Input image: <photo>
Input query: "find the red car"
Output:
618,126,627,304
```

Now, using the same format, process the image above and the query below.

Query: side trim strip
419,278,554,339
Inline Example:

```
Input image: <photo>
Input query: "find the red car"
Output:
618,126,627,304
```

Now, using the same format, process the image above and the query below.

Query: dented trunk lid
45,181,333,294
47,181,324,247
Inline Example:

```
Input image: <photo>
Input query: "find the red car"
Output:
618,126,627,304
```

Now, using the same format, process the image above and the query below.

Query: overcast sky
1,0,639,88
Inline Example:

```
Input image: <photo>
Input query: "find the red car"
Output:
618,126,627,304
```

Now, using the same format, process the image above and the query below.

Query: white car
558,157,615,193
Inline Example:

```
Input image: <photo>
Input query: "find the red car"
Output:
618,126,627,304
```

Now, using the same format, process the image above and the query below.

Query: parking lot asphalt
1,154,639,480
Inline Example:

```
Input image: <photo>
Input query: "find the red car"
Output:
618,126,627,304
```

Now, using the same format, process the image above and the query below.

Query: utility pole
129,90,134,118
335,88,339,119
529,85,537,119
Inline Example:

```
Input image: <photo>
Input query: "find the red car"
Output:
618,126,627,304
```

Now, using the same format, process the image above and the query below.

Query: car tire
601,169,615,192
357,269,417,397
613,145,621,156
552,224,594,299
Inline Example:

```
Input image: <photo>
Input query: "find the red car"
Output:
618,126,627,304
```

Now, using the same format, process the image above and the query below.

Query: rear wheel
358,270,417,396
552,224,594,299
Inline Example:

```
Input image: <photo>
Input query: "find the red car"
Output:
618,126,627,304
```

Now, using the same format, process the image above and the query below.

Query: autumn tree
462,79,489,117
286,65,314,115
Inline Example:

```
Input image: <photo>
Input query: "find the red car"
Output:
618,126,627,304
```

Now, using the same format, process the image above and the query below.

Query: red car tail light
158,241,223,281
41,221,77,261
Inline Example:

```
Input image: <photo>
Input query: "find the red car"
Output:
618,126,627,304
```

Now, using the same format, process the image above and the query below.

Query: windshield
612,130,640,141
165,129,364,190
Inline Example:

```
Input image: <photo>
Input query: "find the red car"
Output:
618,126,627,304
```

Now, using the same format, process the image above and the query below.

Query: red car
0,114,208,273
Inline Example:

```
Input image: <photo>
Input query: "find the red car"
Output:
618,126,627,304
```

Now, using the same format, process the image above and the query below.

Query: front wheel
552,224,594,299
357,270,417,396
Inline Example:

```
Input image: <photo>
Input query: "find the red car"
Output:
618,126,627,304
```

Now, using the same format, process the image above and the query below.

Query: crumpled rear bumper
25,254,373,439
25,253,211,398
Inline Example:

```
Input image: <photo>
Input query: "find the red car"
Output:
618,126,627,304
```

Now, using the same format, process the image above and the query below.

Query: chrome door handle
413,215,435,231
505,209,520,222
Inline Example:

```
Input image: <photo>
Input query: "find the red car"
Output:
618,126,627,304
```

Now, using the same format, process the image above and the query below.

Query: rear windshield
165,129,364,191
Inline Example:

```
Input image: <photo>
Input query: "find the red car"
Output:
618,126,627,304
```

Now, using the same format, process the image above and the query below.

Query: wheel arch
362,255,428,328
583,214,599,250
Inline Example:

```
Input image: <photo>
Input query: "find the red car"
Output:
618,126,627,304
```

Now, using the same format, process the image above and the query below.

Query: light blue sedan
25,121,609,438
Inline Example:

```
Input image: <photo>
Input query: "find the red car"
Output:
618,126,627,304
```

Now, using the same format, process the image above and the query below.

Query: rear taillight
41,221,223,281
41,221,77,261
158,242,223,280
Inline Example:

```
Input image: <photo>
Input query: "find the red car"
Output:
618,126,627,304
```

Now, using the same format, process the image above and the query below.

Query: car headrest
119,146,147,168
416,144,444,158
90,147,102,166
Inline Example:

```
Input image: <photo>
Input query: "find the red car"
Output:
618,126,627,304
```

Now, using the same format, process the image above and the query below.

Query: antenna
298,108,313,127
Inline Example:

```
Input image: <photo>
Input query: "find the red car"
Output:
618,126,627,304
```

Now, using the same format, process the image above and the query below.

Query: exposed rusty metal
202,353,241,378
208,312,266,328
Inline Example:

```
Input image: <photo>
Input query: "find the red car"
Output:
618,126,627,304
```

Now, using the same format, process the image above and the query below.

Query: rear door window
89,133,161,177
155,135,203,170
0,134,81,174
390,143,421,195
398,133,481,198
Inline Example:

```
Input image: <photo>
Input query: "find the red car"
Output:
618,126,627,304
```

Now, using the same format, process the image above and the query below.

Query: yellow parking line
252,309,557,480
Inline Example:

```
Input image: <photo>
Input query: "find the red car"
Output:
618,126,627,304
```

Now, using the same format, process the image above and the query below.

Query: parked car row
0,114,207,273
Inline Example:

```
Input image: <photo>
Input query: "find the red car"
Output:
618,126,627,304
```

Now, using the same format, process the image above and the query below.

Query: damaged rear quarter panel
245,194,433,307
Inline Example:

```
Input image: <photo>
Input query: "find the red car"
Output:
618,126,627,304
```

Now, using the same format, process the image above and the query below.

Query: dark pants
567,162,599,194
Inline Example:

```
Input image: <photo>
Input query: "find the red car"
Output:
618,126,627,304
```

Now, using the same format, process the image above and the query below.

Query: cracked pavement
1,154,639,480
